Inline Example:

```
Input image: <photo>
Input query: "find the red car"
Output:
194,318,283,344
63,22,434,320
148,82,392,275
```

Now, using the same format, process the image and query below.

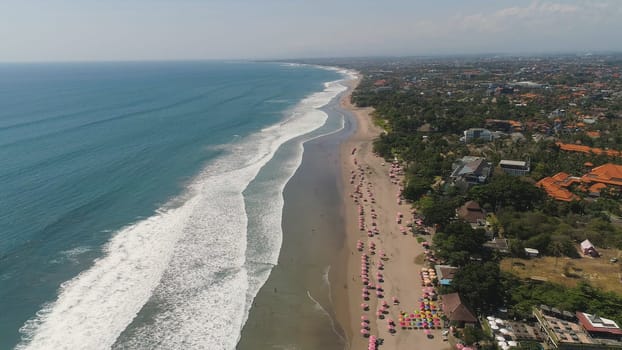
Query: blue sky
1,0,621,61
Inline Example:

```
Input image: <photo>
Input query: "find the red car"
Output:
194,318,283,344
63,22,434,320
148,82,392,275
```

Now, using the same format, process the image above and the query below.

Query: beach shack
441,293,477,326
434,265,458,286
456,201,486,226
580,239,599,257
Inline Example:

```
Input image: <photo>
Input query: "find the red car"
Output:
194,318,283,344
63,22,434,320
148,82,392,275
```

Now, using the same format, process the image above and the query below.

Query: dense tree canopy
468,175,545,212
450,262,503,314
505,276,622,326
419,196,456,229
433,222,489,266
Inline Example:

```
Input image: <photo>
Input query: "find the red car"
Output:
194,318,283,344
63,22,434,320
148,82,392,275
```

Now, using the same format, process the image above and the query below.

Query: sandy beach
334,76,451,350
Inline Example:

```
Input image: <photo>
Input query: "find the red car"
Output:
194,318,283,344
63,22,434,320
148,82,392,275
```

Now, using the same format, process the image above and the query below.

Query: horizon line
2,50,622,64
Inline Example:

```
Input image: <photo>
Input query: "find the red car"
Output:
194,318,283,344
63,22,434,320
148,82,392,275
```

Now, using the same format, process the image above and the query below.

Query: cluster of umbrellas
367,335,378,349
423,244,438,264
376,300,390,319
357,203,366,231
349,162,369,208
351,162,381,235
386,318,397,333
388,161,403,185
486,316,516,350
360,253,371,298
360,315,371,337
355,156,433,342
368,241,376,255
398,306,442,329
420,267,436,287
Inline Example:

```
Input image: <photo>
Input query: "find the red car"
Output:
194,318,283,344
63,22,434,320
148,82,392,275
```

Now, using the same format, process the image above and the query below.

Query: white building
499,160,530,176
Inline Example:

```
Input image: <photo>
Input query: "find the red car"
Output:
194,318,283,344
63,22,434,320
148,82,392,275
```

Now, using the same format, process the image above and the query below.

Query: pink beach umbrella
361,315,369,322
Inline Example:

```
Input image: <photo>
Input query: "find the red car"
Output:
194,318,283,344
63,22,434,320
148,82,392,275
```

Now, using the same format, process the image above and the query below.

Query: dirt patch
501,247,622,294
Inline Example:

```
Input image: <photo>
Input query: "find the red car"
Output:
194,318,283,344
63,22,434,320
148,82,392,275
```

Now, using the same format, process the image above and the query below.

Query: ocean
0,61,351,349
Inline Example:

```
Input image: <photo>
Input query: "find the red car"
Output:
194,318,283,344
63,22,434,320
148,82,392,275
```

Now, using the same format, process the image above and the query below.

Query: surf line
306,289,348,348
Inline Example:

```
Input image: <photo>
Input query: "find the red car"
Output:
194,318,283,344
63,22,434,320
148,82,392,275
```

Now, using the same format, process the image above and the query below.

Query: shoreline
334,74,451,350
237,71,353,350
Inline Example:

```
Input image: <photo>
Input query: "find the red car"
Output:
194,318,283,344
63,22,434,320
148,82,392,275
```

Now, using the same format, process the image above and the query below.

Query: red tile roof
536,173,580,202
581,163,622,187
556,142,622,157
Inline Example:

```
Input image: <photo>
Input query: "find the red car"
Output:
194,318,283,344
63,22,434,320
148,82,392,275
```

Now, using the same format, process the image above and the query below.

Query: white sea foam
17,68,354,350
50,246,92,265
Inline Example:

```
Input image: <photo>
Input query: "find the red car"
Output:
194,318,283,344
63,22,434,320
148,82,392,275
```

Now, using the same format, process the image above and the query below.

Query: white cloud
393,0,622,54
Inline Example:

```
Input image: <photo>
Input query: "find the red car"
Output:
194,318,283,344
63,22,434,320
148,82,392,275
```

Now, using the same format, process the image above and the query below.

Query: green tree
419,196,456,229
451,261,503,314
433,222,489,266
468,175,545,212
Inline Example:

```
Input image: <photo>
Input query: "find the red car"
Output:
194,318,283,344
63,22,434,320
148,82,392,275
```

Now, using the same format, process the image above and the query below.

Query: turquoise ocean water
0,61,348,349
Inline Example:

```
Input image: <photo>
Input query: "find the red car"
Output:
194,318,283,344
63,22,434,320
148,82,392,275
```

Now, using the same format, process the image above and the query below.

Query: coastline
238,66,451,350
335,75,451,350
237,71,353,350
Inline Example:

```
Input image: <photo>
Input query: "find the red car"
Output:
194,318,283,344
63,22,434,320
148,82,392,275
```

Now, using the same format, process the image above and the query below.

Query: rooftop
577,312,622,336
499,160,528,167
556,142,622,157
536,174,580,202
442,293,477,323
581,163,622,187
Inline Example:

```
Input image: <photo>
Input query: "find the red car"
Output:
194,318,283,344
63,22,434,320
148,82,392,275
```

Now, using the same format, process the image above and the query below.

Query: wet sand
237,82,354,350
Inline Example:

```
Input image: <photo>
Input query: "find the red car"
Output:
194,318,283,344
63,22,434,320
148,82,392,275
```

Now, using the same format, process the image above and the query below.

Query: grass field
500,247,622,294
